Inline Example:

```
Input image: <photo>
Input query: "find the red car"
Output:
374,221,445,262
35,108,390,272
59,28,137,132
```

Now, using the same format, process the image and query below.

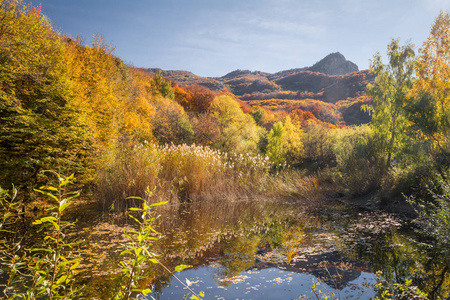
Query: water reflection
150,266,376,300
145,200,449,299
64,197,448,299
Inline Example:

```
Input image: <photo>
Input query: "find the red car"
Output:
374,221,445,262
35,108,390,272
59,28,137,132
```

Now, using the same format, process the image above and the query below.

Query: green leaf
45,206,58,211
28,248,53,253
61,241,83,248
142,288,152,296
128,214,142,225
126,196,144,200
149,201,168,207
69,260,81,271
33,216,57,225
59,201,70,212
175,264,192,272
134,248,143,256
33,189,58,202
128,207,142,211
56,275,68,285
120,249,134,256
65,192,80,202
39,186,58,192
150,258,159,264
36,276,45,286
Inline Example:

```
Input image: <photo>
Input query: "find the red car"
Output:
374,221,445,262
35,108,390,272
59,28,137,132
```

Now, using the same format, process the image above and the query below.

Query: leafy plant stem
152,256,202,299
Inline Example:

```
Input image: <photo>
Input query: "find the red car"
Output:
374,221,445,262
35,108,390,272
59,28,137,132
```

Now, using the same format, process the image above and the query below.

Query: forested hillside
142,53,375,126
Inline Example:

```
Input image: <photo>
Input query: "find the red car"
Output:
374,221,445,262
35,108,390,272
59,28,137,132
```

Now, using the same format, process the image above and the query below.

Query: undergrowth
96,143,275,211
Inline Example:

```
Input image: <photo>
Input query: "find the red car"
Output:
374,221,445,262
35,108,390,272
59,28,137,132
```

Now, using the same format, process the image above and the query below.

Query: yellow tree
210,95,260,153
0,0,92,187
408,11,450,176
282,116,304,164
266,116,304,165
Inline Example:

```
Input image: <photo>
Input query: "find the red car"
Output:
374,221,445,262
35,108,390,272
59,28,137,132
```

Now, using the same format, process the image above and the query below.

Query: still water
129,199,446,299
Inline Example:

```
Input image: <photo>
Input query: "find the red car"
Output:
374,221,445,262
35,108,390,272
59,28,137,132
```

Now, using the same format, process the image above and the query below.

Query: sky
24,0,450,77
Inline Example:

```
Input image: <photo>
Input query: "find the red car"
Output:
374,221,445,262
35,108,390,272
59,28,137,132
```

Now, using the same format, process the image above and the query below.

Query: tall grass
264,169,323,202
96,143,274,211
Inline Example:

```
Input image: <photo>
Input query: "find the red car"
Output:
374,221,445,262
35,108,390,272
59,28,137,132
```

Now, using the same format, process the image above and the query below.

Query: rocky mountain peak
308,52,359,75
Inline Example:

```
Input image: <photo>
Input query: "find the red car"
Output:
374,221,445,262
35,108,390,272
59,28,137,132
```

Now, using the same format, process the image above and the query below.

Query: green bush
330,125,385,196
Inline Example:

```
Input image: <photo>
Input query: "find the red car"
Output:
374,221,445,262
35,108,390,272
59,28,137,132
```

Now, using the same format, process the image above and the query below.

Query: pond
109,199,446,299
31,196,445,299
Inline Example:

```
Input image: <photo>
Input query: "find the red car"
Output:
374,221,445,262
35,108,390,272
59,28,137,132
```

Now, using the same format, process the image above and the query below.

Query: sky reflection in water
150,266,376,300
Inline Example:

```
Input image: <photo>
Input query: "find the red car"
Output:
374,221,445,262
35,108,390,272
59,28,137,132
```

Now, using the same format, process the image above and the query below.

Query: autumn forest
1,0,450,299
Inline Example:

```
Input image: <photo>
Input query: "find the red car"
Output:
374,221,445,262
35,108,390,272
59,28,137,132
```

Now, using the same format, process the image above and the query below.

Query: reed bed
96,143,274,211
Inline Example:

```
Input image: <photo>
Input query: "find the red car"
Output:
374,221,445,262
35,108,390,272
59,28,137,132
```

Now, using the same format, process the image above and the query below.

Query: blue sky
25,0,450,77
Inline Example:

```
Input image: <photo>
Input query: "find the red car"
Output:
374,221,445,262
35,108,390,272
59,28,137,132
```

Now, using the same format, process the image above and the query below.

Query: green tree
151,70,175,100
266,122,285,164
266,117,304,165
364,39,415,173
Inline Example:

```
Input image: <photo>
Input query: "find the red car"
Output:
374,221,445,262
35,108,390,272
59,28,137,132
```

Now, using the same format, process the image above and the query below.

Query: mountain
141,53,374,125
308,52,359,75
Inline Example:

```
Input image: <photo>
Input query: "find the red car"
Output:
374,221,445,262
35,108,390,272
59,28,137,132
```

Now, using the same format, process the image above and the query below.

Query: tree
150,70,175,100
151,97,194,145
282,116,304,164
210,95,260,153
408,11,450,177
266,122,285,164
0,1,93,187
364,39,415,173
265,116,304,165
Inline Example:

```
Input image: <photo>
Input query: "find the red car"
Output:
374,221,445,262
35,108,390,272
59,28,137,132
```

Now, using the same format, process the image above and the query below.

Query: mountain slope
141,53,374,125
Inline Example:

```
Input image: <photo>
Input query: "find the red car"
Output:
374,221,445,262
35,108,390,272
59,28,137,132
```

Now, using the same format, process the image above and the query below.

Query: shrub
330,125,385,196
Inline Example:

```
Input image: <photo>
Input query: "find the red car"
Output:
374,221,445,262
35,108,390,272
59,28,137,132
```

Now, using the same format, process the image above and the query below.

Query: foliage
408,178,450,264
210,95,261,154
373,271,428,300
0,184,25,299
266,121,285,164
364,39,415,173
0,0,93,188
27,173,83,299
248,98,344,125
407,11,450,178
149,70,175,100
150,97,194,145
282,116,304,164
0,172,83,299
266,116,304,166
302,121,334,169
330,125,385,195
113,192,166,300
190,113,220,146
175,84,216,113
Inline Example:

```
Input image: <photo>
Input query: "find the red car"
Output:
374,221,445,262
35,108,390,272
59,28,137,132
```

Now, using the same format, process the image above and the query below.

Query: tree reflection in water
145,200,449,299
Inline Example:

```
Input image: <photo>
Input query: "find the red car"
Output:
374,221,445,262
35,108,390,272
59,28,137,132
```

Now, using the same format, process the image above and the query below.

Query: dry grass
264,169,323,202
95,143,274,211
